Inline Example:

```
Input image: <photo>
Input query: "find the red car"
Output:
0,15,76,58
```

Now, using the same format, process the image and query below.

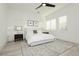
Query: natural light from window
46,19,56,31
51,19,56,30
46,20,51,30
59,16,67,30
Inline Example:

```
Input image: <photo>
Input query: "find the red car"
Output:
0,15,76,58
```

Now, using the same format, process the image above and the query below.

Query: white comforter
27,33,55,46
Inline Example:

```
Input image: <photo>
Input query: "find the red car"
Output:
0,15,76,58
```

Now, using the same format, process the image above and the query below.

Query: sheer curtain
46,19,56,31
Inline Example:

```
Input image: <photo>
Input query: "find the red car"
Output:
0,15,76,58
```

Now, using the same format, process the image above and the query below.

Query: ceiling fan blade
46,3,55,7
35,4,42,9
35,3,55,10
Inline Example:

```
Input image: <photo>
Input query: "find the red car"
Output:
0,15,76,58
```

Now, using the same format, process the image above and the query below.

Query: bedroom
0,3,79,56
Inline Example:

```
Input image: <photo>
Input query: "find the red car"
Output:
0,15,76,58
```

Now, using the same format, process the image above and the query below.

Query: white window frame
59,16,67,30
50,19,56,31
46,18,56,31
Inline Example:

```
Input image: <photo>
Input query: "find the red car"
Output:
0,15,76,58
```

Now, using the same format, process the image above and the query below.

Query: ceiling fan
35,3,55,9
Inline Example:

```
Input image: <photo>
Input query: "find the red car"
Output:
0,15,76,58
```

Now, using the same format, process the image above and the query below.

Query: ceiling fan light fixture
35,3,55,9
42,4,46,7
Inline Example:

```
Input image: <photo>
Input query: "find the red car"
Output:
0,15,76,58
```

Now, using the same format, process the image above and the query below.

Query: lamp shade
16,26,22,31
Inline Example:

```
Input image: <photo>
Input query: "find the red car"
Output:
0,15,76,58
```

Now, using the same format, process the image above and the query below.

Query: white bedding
26,29,55,46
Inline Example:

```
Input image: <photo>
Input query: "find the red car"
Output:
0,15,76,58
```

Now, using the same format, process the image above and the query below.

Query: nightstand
14,34,23,42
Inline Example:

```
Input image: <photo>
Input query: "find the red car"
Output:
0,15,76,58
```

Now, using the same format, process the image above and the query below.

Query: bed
26,29,56,46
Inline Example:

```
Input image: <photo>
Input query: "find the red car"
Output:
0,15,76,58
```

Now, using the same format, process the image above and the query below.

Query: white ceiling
37,3,69,16
6,3,69,16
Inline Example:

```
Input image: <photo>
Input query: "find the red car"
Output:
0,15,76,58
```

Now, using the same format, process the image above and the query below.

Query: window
46,19,56,31
59,16,67,30
51,19,56,30
46,20,51,30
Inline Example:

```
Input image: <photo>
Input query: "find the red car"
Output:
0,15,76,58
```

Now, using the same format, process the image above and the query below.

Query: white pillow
37,30,42,34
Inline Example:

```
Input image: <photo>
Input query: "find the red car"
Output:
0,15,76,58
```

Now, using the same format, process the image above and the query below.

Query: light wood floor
0,39,79,56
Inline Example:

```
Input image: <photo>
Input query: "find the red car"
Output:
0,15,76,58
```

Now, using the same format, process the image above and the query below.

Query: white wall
45,4,79,44
0,4,8,51
7,5,42,41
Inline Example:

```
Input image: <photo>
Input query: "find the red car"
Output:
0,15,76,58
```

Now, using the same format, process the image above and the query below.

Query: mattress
29,38,56,46
27,34,55,46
